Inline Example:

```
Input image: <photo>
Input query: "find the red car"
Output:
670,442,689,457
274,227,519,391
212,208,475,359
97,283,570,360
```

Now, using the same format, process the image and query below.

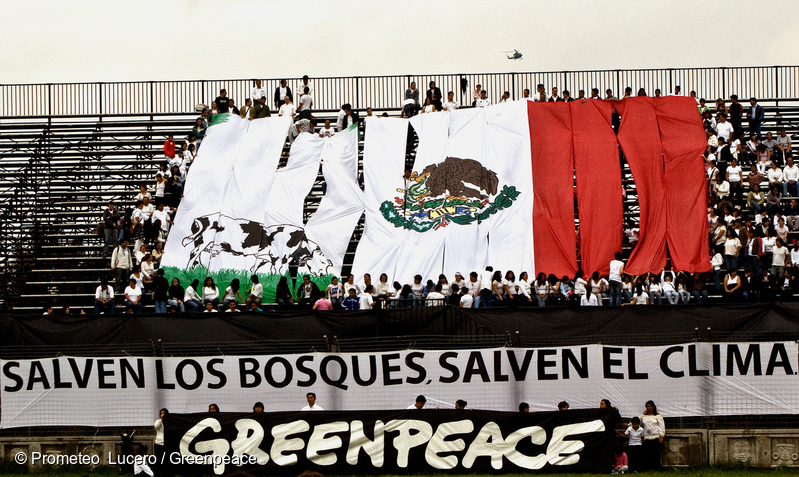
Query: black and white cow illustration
179,213,332,275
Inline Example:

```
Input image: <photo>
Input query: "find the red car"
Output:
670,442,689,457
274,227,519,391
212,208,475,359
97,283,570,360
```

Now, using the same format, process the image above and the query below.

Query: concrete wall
3,430,799,469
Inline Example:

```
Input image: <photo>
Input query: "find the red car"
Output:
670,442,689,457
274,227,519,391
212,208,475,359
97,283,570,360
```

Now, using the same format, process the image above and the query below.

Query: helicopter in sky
503,49,523,60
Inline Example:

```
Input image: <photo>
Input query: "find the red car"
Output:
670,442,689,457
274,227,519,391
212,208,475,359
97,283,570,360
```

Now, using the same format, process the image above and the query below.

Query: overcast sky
3,0,798,84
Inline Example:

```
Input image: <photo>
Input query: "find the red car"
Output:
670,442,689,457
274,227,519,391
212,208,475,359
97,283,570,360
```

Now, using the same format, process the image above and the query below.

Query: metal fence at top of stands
1,66,798,118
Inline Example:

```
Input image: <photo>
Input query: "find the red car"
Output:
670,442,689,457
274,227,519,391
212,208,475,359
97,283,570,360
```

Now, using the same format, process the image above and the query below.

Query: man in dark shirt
214,89,230,113
102,201,122,256
152,269,170,314
729,94,743,136
747,97,765,140
249,96,271,119
426,81,442,111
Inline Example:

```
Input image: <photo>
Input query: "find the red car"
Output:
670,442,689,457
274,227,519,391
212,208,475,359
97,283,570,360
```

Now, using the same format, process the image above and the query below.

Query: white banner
2,342,797,428
162,114,360,280
353,106,533,285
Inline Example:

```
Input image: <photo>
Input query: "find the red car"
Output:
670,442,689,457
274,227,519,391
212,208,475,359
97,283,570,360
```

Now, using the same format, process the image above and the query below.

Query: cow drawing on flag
180,214,332,275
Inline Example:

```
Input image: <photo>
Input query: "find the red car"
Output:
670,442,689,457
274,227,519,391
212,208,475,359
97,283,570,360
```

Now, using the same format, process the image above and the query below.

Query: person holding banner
153,408,167,474
640,400,665,471
301,392,324,411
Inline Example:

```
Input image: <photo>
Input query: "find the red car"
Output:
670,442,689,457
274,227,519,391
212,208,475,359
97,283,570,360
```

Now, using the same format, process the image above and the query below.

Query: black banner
164,409,620,474
4,303,799,353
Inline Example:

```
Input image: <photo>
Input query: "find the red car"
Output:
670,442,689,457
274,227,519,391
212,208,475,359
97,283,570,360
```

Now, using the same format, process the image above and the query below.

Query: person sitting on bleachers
746,133,760,163
162,135,175,160
783,157,799,197
723,269,742,301
785,199,799,231
777,128,793,160
766,185,783,215
124,278,143,314
94,278,115,314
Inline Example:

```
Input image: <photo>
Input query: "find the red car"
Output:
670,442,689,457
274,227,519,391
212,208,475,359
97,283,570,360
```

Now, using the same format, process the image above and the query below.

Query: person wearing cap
250,96,271,120
407,395,427,409
452,272,466,290
301,392,324,411
253,402,264,413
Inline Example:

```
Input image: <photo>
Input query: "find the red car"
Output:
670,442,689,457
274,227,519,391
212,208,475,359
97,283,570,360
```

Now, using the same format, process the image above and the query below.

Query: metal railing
2,66,798,118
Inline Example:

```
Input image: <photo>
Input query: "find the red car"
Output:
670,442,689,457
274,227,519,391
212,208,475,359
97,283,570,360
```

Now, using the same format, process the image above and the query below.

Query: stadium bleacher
1,72,798,313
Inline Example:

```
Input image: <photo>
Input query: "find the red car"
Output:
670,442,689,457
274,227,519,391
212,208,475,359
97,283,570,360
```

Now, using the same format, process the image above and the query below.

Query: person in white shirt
94,278,115,314
297,86,313,119
251,80,266,106
319,119,336,138
225,300,240,312
133,445,155,477
426,284,446,306
183,279,202,313
445,91,459,112
518,271,533,304
459,287,473,308
407,395,426,409
466,271,481,297
726,158,743,202
573,271,588,303
298,75,314,97
580,293,598,306
772,238,790,280
715,113,734,142
783,157,799,197
301,392,324,411
499,91,513,103
767,161,784,187
476,90,491,108
151,203,172,235
203,302,218,313
477,267,494,307
359,285,377,309
245,275,263,308
278,95,297,120
608,252,626,306
124,279,143,314
623,280,650,305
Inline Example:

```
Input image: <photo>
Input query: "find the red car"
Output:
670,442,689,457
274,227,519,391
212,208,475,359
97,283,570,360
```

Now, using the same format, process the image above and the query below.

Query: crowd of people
702,95,796,302
76,79,794,314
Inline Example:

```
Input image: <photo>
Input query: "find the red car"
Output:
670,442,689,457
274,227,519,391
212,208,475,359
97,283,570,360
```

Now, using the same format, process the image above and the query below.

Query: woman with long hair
639,400,665,471
534,272,549,307
202,277,219,308
275,276,294,310
184,279,201,312
222,278,244,308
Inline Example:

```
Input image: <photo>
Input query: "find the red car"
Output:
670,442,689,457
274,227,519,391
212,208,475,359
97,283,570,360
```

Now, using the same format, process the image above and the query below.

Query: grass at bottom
3,467,799,477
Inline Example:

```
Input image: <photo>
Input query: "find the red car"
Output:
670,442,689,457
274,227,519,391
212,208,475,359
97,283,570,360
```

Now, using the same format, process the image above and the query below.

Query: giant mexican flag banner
162,97,709,299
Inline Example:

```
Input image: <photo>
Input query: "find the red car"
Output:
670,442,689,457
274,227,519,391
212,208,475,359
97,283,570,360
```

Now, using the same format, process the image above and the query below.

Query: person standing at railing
214,89,230,113
748,97,765,140
251,80,266,105
274,79,293,110
404,82,420,117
